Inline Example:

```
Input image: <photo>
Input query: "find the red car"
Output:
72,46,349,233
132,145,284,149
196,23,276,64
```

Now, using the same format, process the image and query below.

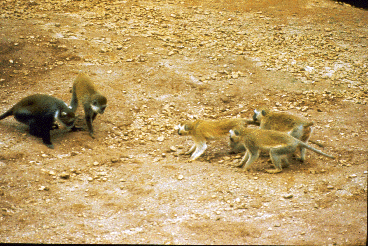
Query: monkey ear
184,125,190,131
234,130,240,136
261,110,267,116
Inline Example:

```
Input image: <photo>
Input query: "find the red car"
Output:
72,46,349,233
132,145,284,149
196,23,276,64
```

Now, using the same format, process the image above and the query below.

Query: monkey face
91,100,107,114
253,109,262,122
57,110,76,128
229,129,241,144
177,123,191,136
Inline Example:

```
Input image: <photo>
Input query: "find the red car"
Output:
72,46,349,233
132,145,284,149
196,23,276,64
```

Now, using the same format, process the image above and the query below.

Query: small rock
169,146,177,152
38,186,50,191
283,194,293,199
60,172,70,179
178,175,184,180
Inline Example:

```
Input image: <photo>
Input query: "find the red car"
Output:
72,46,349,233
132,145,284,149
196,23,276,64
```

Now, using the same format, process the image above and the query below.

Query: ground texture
0,0,367,244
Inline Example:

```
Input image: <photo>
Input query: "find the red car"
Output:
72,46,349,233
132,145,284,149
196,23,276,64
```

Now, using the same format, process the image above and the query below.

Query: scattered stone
38,186,50,191
59,172,70,179
283,194,293,199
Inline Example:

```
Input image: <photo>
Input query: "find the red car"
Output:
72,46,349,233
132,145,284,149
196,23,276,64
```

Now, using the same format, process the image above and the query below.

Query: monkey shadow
1,121,73,146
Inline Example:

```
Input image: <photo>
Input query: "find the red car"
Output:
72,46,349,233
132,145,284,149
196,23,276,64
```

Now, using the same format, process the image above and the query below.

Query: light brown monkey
177,118,253,160
70,73,107,138
0,94,75,148
252,107,323,161
229,126,335,174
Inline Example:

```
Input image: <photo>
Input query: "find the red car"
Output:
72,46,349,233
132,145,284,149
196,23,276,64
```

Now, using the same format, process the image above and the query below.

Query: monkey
177,118,254,161
0,94,76,148
229,126,335,174
252,107,324,162
70,73,107,138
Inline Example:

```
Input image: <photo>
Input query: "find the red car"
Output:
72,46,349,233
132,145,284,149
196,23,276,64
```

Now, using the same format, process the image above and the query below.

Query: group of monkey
0,73,107,149
177,109,335,174
0,72,334,173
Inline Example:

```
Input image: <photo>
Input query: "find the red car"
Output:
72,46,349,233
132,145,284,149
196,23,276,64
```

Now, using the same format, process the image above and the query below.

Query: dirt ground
0,0,367,244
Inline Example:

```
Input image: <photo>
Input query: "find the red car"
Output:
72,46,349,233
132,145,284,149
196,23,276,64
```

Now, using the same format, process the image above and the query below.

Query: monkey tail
308,139,324,148
0,108,13,120
299,140,335,159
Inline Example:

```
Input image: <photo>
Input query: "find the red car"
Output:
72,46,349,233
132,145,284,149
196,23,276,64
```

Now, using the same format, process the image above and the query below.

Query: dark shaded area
334,0,368,9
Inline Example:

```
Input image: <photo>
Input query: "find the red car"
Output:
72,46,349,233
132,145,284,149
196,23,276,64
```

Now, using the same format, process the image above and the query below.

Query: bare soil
0,0,367,244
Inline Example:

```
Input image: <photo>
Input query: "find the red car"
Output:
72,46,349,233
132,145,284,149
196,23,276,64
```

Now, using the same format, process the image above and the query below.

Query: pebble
59,172,70,179
177,175,184,180
38,186,50,191
283,194,293,199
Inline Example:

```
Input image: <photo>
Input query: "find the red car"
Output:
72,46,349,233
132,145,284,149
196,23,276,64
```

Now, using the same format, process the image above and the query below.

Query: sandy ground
0,0,367,244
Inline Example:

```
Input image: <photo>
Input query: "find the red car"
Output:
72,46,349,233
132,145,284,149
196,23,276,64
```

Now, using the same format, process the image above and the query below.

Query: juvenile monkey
252,107,323,161
0,94,76,148
177,118,253,160
70,73,107,138
229,126,335,174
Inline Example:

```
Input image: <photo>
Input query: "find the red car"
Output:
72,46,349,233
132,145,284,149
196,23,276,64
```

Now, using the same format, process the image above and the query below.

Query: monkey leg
298,146,307,162
190,142,207,160
281,155,291,168
266,151,283,174
237,151,250,168
14,109,34,126
29,121,54,149
92,112,98,121
185,144,196,155
85,114,95,138
70,87,78,113
266,146,296,174
40,130,54,149
241,150,260,171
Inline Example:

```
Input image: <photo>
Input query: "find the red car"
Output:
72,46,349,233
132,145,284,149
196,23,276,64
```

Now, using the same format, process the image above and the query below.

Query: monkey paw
265,169,282,174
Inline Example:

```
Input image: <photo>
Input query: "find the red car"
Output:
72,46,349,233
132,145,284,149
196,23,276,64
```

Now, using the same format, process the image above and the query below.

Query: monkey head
177,122,194,136
229,129,241,144
56,109,76,129
253,107,269,122
91,94,107,114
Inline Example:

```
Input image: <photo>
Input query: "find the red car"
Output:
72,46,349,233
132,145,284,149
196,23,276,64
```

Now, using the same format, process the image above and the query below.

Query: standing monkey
229,126,335,174
252,107,323,161
177,118,253,160
70,73,107,138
